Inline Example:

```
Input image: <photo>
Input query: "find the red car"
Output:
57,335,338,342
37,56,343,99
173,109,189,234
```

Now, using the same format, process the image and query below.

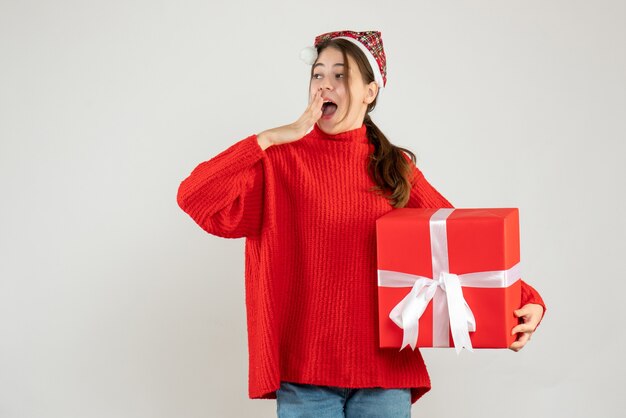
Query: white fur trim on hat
336,36,385,91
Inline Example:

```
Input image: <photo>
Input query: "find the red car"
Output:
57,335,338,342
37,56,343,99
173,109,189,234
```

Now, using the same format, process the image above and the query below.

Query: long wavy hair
313,38,417,208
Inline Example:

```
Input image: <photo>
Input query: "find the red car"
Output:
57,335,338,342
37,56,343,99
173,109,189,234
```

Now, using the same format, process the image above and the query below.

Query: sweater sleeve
520,280,547,326
406,161,454,209
177,135,267,239
405,157,547,323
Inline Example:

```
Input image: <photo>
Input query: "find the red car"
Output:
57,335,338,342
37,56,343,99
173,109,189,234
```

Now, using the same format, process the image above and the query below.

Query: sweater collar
312,123,369,143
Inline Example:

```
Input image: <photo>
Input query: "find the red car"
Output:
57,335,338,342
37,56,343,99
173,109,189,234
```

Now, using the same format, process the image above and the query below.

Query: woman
177,30,545,418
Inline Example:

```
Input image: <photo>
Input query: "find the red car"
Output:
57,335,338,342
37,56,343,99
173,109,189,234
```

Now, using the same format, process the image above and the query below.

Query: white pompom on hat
299,46,318,65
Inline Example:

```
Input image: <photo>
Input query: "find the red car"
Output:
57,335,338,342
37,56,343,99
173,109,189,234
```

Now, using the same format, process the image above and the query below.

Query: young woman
177,30,546,418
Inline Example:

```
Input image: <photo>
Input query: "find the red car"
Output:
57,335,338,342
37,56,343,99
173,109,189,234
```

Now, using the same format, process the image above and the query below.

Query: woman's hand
257,89,324,150
509,303,544,352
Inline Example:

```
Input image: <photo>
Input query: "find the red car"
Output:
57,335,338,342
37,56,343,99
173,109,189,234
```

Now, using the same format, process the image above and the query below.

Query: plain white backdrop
1,1,625,417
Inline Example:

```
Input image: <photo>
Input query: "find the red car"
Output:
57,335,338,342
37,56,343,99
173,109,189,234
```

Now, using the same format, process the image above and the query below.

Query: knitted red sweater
177,123,546,404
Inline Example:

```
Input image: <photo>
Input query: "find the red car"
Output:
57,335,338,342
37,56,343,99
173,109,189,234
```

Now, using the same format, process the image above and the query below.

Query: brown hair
313,38,417,208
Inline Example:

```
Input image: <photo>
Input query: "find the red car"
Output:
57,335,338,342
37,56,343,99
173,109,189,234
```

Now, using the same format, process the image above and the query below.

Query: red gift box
376,208,522,352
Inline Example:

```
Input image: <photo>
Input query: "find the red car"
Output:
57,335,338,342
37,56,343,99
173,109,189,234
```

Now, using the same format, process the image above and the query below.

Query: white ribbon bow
387,271,476,353
378,208,521,353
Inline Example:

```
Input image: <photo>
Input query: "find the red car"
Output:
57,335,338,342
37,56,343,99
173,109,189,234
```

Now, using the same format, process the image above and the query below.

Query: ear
363,81,379,104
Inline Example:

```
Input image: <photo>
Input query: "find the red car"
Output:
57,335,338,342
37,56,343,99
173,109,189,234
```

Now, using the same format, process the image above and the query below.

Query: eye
312,73,322,79
335,73,344,79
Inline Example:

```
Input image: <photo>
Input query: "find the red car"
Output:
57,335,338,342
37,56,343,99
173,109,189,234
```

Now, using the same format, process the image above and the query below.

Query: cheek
341,88,356,111
336,85,349,103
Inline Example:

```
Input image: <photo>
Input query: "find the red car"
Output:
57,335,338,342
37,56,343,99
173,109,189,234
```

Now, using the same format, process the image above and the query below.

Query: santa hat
300,30,387,89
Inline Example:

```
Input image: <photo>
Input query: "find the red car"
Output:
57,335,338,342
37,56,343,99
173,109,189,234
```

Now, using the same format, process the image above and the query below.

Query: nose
319,77,334,91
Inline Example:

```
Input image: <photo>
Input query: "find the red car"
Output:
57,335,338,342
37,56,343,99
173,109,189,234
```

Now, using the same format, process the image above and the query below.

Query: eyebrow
312,63,345,69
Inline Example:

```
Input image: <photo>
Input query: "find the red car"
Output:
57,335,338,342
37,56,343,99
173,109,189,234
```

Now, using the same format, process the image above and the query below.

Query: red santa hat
300,30,387,89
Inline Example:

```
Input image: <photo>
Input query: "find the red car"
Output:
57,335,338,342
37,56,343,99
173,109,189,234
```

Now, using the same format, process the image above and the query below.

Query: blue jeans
276,381,411,418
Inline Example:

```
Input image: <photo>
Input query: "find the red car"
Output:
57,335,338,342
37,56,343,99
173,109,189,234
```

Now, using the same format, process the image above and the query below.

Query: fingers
512,304,542,331
509,332,530,352
510,316,536,352
509,304,543,352
312,89,323,110
516,303,544,320
511,323,536,335
308,88,323,108
304,89,323,125
309,87,320,102
513,307,530,318
511,313,538,335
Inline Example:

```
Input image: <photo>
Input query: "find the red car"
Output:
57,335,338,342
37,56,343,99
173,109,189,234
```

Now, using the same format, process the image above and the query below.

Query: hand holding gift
509,303,544,352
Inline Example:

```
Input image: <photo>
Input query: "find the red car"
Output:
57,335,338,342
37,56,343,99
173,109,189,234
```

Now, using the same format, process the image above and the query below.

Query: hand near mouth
256,90,324,150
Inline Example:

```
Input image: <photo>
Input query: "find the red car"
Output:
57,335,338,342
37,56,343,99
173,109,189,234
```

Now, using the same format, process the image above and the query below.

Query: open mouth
321,100,338,118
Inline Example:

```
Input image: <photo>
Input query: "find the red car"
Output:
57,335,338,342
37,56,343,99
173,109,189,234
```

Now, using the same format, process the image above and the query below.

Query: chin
317,120,340,135
319,116,353,134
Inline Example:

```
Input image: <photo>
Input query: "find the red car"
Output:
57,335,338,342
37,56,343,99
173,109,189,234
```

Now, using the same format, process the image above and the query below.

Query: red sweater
177,123,546,404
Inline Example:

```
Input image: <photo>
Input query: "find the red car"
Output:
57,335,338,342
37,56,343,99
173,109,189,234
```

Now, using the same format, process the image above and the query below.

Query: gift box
376,208,522,352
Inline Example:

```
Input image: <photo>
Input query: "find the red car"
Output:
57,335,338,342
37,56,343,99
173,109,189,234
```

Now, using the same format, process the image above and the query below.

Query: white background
1,1,625,417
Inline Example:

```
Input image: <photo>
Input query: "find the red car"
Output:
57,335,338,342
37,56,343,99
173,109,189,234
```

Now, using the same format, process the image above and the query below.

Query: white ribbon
378,208,521,353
